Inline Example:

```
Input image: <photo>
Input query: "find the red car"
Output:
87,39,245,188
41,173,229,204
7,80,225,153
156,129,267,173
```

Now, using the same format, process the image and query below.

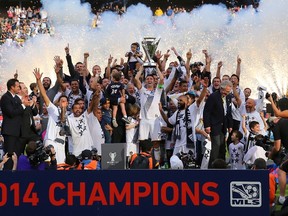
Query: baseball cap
185,91,196,96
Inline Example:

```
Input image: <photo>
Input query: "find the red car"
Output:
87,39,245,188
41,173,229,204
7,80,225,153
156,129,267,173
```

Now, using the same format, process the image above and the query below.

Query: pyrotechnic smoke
0,0,287,97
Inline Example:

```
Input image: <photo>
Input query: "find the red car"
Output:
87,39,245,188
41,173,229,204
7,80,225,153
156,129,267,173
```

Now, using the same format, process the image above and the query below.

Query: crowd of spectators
0,2,258,44
0,6,53,46
0,0,285,212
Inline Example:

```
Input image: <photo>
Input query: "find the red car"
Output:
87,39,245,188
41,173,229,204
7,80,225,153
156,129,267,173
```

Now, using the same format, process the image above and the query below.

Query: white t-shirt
229,142,245,169
240,104,265,135
231,87,245,121
243,145,267,165
87,112,105,155
67,112,93,157
126,117,139,157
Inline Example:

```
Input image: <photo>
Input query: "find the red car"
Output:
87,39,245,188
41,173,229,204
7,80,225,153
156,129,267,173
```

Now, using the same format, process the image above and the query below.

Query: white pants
139,118,161,141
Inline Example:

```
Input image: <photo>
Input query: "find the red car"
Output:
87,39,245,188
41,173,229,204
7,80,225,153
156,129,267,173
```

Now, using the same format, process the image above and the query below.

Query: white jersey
229,142,245,169
139,86,163,120
87,112,105,155
67,112,93,157
168,103,200,154
44,102,66,163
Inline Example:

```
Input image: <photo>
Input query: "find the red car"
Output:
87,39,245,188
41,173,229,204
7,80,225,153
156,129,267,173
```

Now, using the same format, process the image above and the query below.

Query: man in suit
18,82,40,154
203,80,233,168
0,78,29,169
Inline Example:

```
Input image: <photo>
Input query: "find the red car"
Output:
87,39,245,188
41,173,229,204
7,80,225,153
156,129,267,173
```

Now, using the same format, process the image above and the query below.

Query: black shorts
279,154,288,172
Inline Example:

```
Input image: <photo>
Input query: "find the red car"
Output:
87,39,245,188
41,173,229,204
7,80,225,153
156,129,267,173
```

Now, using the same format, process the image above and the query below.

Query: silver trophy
141,37,161,67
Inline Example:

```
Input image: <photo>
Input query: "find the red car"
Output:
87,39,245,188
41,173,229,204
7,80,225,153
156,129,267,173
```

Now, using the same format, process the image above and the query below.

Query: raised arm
54,65,66,92
196,79,208,107
159,102,170,126
171,47,185,65
156,64,164,86
267,95,288,117
260,111,268,131
202,50,211,73
64,44,78,79
47,56,64,100
134,66,143,90
164,69,177,94
185,49,192,80
105,55,113,80
83,52,89,73
216,61,223,79
236,55,241,78
242,115,247,135
33,68,50,107
161,50,170,72
232,86,242,107
154,50,162,70
171,47,180,58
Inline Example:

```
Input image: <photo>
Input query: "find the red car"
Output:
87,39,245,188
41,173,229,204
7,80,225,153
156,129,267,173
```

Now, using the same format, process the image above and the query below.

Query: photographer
17,141,57,171
266,96,288,205
77,149,100,170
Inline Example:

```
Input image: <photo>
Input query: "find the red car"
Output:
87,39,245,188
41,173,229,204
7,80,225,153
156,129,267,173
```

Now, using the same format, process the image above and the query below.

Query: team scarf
174,108,194,149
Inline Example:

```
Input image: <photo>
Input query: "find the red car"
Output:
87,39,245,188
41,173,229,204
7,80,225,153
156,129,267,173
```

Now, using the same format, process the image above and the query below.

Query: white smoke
0,0,287,97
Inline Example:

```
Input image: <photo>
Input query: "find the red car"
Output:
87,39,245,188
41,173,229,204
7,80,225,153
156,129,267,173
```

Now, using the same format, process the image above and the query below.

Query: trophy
108,152,117,165
141,37,161,67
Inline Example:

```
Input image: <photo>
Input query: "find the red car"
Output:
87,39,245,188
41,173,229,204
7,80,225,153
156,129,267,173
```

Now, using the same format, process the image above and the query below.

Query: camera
28,141,54,167
254,134,273,151
257,85,267,91
59,124,71,136
265,92,277,102
91,148,101,161
176,150,198,169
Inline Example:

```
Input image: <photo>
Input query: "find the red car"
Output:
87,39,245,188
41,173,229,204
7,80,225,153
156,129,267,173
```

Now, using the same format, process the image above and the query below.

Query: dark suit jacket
203,90,233,136
0,91,24,136
20,105,39,138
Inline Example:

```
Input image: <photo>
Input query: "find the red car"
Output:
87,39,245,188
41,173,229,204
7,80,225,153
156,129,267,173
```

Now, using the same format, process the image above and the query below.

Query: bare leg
279,169,287,197
112,105,118,127
120,102,127,117
112,105,118,120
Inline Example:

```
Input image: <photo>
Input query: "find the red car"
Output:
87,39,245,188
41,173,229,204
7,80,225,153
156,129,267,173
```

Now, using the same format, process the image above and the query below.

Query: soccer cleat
277,196,287,205
122,117,131,124
112,119,118,128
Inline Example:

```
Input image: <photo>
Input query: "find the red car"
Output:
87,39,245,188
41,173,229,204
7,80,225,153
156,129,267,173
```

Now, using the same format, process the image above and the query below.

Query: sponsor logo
230,181,261,207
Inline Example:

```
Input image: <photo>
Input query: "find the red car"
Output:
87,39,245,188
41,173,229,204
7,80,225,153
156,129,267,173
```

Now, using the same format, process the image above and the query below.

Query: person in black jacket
0,78,30,169
203,80,233,168
18,82,40,154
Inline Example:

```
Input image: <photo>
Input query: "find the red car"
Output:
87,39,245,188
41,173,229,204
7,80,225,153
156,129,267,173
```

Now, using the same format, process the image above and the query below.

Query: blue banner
0,170,269,216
